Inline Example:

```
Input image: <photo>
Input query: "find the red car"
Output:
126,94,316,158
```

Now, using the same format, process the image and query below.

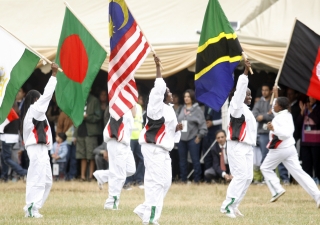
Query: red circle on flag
60,34,88,84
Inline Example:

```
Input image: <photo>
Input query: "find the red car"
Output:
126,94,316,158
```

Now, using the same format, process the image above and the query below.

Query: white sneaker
234,208,244,217
270,190,286,202
138,185,144,189
220,208,236,218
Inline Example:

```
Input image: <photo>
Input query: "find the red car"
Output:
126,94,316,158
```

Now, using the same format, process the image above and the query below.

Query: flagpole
64,1,108,54
270,18,297,104
125,1,164,70
0,25,63,72
241,52,253,75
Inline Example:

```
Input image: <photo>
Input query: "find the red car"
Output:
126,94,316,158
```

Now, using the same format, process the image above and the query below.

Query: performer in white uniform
134,55,182,225
260,86,320,207
93,109,136,210
220,60,256,218
22,63,58,218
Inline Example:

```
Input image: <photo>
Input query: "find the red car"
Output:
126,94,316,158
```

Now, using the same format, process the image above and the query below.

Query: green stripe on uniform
225,198,235,213
113,196,117,209
28,202,34,217
149,206,156,224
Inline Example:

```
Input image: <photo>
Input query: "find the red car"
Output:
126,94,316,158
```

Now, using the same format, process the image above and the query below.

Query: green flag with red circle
55,7,107,127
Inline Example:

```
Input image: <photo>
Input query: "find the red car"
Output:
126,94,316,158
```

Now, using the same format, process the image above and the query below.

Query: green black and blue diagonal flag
195,0,242,111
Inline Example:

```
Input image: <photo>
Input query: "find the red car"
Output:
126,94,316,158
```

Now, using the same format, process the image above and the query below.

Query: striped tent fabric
108,0,151,120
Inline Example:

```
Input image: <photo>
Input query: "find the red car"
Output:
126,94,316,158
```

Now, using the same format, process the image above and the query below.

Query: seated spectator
50,133,68,180
204,130,231,182
93,142,108,171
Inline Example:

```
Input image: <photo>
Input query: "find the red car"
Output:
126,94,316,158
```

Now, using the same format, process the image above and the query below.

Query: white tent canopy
1,0,319,78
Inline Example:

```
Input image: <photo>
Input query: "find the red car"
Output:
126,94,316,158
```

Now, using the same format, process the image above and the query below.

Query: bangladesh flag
279,20,320,100
0,27,40,124
55,7,107,127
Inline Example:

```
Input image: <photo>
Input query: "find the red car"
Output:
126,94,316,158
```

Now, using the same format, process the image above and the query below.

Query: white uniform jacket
139,78,181,151
227,74,256,146
103,110,133,146
267,98,295,149
23,76,56,150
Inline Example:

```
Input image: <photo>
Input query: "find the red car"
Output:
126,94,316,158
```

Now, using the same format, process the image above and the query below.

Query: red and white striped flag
108,0,151,120
0,108,19,133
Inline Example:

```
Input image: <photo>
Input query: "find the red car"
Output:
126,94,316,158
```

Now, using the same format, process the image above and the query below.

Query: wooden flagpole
125,1,164,70
270,18,297,104
0,25,63,72
64,1,108,54
242,51,253,75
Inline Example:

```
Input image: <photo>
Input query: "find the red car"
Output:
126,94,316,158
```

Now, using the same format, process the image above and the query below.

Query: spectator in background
297,96,320,185
286,88,301,141
177,89,207,184
93,142,108,172
46,94,60,141
123,101,145,190
98,89,108,145
50,133,68,180
204,130,231,183
16,86,30,170
202,106,222,183
171,92,183,181
76,93,101,181
56,112,77,181
0,102,27,182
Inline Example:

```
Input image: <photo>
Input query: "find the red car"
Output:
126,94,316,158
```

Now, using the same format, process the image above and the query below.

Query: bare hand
176,123,183,132
244,60,251,75
103,151,108,161
299,101,305,115
153,54,161,67
206,121,213,128
194,136,201,144
273,85,278,98
51,63,59,77
224,174,232,181
256,115,263,122
267,122,274,131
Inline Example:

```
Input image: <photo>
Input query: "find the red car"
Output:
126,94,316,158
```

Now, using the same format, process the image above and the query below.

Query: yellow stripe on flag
195,55,242,80
197,32,238,53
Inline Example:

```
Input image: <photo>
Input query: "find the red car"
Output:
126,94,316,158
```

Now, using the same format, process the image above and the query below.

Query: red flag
279,20,320,100
108,0,151,120
0,108,19,133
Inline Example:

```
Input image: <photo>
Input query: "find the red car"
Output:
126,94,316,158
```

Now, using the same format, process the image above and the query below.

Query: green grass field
0,181,319,224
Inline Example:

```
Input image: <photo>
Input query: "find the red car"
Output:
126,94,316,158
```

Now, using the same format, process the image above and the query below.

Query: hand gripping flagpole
187,140,217,179
0,25,63,72
242,52,253,75
125,1,164,71
270,18,297,104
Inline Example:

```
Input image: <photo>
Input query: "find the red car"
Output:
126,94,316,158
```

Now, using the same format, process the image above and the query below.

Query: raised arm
32,63,58,113
147,55,166,120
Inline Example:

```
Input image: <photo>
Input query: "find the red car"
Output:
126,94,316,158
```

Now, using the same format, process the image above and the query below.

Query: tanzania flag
55,7,107,127
279,20,320,100
0,27,40,124
195,0,242,111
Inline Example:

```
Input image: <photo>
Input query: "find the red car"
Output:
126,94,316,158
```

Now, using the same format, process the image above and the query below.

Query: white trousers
25,145,52,214
221,141,253,213
261,145,320,201
134,144,172,225
93,139,135,209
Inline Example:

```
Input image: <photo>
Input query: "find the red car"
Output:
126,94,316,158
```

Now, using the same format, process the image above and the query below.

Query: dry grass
0,180,319,225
